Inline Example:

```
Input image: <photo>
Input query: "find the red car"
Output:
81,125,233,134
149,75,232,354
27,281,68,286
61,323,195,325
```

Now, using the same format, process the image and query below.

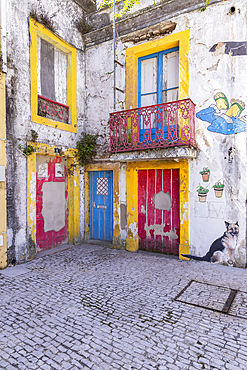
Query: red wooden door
36,156,68,252
138,169,180,255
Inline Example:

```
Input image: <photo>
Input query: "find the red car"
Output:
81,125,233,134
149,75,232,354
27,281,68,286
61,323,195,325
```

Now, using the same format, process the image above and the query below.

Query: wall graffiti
200,167,210,182
197,185,209,203
197,167,224,202
182,221,239,265
210,41,247,56
212,180,224,198
196,93,246,135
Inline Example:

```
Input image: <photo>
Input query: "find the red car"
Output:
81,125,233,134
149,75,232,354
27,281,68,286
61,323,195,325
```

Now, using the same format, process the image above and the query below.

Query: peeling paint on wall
210,41,247,56
181,202,189,225
129,222,138,238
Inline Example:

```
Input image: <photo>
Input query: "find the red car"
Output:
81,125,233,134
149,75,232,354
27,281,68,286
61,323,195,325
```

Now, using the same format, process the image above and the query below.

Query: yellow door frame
30,18,77,133
126,159,189,259
84,163,121,249
27,142,80,256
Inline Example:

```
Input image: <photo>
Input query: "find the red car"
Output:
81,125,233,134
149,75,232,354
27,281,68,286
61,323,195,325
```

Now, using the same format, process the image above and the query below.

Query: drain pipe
113,0,116,110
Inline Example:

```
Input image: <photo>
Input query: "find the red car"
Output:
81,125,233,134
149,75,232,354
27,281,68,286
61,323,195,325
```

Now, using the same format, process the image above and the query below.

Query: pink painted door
138,169,180,255
36,156,68,251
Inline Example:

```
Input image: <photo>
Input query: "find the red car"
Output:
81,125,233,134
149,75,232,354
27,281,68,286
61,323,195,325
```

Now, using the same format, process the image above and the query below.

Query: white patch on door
38,163,48,178
140,205,146,214
55,163,64,177
42,182,66,232
144,223,178,240
154,191,172,211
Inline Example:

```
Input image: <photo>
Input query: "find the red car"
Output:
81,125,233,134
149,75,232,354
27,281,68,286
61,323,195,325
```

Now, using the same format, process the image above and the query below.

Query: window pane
162,87,179,103
141,57,157,95
141,93,157,107
54,49,67,105
162,50,179,92
40,38,56,101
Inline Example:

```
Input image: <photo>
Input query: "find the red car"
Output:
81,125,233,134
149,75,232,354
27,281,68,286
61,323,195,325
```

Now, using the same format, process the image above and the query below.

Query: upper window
37,37,67,105
138,47,179,108
125,30,189,111
30,18,77,133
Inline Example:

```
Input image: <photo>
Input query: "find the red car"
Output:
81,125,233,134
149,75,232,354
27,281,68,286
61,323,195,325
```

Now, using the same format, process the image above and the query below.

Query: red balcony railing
109,98,196,153
38,95,69,124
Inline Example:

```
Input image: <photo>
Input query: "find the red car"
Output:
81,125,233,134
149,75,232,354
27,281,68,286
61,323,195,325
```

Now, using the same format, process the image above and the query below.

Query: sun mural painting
196,92,246,135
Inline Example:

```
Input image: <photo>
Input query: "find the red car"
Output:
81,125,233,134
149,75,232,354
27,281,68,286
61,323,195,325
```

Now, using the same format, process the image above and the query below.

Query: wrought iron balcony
38,95,69,124
109,99,196,153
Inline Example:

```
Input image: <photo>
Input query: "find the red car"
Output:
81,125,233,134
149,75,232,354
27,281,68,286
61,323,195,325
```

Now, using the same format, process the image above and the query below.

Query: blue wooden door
89,171,113,241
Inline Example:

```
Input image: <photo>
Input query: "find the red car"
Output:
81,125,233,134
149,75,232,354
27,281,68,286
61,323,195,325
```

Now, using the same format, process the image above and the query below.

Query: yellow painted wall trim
84,171,90,240
0,73,7,269
126,29,189,109
27,152,36,249
30,18,77,133
126,160,189,257
27,142,80,255
85,163,121,248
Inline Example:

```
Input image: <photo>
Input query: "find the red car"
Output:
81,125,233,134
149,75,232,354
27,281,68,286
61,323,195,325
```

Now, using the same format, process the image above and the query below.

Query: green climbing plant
75,134,98,167
18,144,36,156
100,0,156,18
200,0,211,11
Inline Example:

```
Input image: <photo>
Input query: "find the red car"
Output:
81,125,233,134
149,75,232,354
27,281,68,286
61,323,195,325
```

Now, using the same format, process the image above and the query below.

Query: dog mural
196,93,246,135
182,221,239,265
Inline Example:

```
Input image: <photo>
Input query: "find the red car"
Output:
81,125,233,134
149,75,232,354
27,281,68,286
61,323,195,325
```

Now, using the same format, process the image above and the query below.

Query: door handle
93,202,96,209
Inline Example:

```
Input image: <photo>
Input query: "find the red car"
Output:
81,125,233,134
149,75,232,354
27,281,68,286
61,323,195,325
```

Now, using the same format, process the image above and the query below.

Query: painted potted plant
200,167,210,182
213,180,224,198
197,185,209,203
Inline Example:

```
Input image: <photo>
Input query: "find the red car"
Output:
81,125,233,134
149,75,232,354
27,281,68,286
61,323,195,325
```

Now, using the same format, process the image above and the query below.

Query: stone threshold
36,243,74,259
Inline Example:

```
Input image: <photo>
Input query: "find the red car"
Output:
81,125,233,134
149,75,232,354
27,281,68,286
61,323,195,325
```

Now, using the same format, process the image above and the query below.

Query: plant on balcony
212,180,224,198
197,185,209,203
76,134,98,167
200,167,210,182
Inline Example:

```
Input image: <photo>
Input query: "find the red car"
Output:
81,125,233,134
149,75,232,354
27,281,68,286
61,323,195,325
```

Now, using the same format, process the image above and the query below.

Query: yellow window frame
30,18,77,133
126,29,189,109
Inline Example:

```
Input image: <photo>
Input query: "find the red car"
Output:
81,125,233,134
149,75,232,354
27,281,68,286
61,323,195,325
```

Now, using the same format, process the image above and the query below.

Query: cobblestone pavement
1,244,247,370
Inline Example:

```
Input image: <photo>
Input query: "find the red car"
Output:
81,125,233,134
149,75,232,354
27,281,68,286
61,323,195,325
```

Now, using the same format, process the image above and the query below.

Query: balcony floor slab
109,146,197,162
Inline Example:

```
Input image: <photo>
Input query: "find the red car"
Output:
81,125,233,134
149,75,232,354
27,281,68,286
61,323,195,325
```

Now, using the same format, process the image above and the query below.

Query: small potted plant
197,185,209,203
213,180,224,198
200,167,210,182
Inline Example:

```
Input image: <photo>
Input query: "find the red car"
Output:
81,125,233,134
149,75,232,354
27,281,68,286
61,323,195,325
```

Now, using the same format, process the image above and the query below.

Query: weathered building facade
5,0,96,266
3,0,247,268
83,0,247,267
